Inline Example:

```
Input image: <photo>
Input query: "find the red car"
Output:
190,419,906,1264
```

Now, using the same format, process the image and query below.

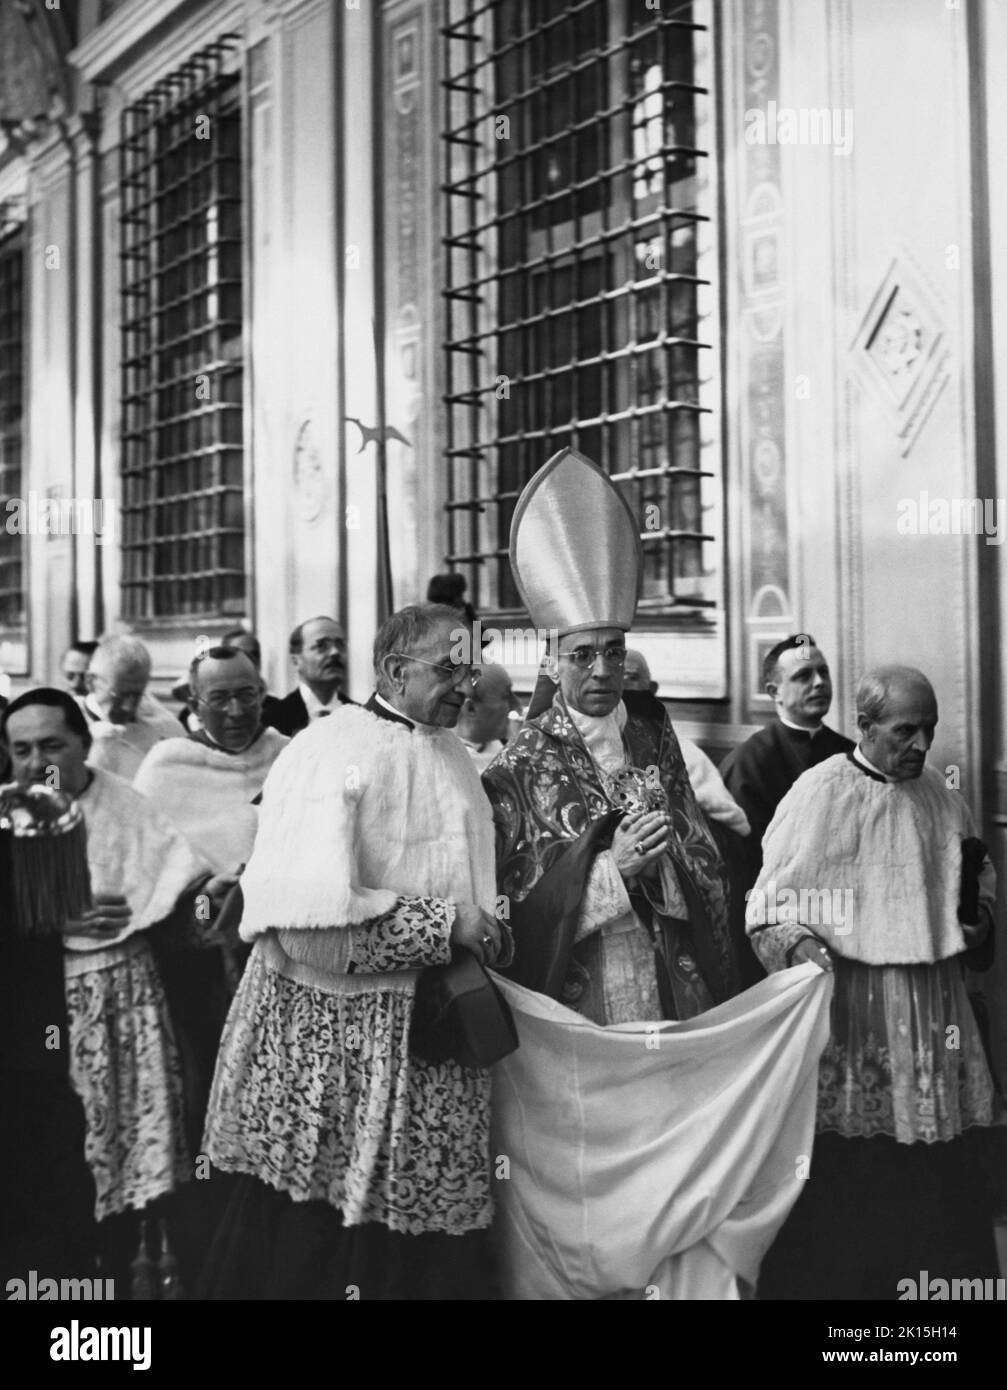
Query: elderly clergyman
747,664,998,1300
623,649,750,838
134,647,289,1139
484,451,739,1022
83,635,180,780
456,661,517,774
135,646,288,877
199,603,509,1299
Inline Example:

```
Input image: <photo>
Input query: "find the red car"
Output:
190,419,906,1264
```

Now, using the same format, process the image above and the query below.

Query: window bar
0,224,26,629
119,37,244,621
442,0,712,615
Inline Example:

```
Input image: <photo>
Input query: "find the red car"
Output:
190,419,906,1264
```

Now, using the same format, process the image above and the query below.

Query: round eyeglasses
558,645,627,669
197,689,262,712
388,653,481,687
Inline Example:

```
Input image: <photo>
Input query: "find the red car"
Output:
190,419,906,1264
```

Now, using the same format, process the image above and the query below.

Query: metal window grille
0,222,26,630
441,0,718,619
119,38,246,621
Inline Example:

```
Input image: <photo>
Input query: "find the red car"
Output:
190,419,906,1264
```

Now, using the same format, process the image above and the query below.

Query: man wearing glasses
265,615,354,736
134,647,289,1152
199,602,509,1299
483,449,739,1025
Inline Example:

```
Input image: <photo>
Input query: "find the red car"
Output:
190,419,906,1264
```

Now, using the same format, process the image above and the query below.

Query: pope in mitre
482,449,832,1301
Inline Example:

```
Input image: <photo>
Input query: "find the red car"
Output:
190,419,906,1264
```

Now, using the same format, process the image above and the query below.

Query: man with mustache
721,634,853,853
264,615,354,736
748,665,998,1299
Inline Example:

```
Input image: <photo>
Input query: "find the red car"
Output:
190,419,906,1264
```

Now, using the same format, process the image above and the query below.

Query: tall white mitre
510,446,644,636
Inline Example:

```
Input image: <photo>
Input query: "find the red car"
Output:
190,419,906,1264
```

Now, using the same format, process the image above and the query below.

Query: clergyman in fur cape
199,604,509,1300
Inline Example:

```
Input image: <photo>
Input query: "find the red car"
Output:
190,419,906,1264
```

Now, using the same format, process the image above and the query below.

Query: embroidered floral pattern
348,897,455,973
204,945,493,1235
65,940,190,1221
484,690,737,997
816,957,993,1143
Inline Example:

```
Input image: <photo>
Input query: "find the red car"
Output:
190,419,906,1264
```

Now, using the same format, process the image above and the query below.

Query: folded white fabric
491,963,831,1300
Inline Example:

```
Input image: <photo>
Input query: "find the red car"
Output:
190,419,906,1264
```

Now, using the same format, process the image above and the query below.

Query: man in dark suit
264,615,354,737
720,633,853,853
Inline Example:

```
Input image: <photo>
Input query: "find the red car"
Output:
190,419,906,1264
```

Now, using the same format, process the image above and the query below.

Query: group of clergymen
1,449,1001,1302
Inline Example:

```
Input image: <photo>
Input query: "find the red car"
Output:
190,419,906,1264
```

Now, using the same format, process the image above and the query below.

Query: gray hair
855,665,934,724
373,603,470,696
89,634,152,685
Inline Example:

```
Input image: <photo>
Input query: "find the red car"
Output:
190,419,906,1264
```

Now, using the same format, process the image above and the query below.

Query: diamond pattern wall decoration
850,257,950,456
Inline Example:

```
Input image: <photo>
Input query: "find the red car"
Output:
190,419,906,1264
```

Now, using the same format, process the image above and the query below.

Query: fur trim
65,768,211,951
133,729,288,874
239,706,497,938
753,757,992,964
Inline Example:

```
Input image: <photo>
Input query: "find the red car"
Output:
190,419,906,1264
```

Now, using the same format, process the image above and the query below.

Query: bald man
748,665,997,1299
456,662,516,774
624,651,749,837
84,635,181,780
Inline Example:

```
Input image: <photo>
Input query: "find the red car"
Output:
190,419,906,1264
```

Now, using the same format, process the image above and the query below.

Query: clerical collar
851,745,890,783
779,713,823,736
368,692,415,730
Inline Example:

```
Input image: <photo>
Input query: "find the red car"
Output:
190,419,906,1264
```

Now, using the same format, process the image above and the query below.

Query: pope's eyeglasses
558,645,627,669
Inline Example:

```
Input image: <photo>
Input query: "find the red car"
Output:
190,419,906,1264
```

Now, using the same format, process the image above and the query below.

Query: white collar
373,692,415,728
853,744,892,782
779,713,823,735
299,681,339,719
567,700,628,774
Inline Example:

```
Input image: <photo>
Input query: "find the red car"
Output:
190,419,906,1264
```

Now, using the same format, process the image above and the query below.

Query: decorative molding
69,0,191,80
292,418,329,525
70,0,244,103
850,254,951,456
737,0,792,720
828,0,862,729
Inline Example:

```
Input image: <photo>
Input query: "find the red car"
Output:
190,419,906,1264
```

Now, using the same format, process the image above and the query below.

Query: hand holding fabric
63,892,132,940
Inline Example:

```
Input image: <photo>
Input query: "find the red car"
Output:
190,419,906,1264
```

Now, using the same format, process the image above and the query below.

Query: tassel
130,1217,156,1301
156,1217,183,1300
0,784,92,937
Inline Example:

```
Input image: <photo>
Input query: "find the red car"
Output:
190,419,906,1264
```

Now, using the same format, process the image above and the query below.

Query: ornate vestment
483,688,738,1022
747,752,995,1142
203,700,501,1237
133,726,289,875
65,768,205,1219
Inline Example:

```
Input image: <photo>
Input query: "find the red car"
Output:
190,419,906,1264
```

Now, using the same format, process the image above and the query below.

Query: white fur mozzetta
133,729,289,874
238,706,497,939
65,767,212,953
753,755,994,964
